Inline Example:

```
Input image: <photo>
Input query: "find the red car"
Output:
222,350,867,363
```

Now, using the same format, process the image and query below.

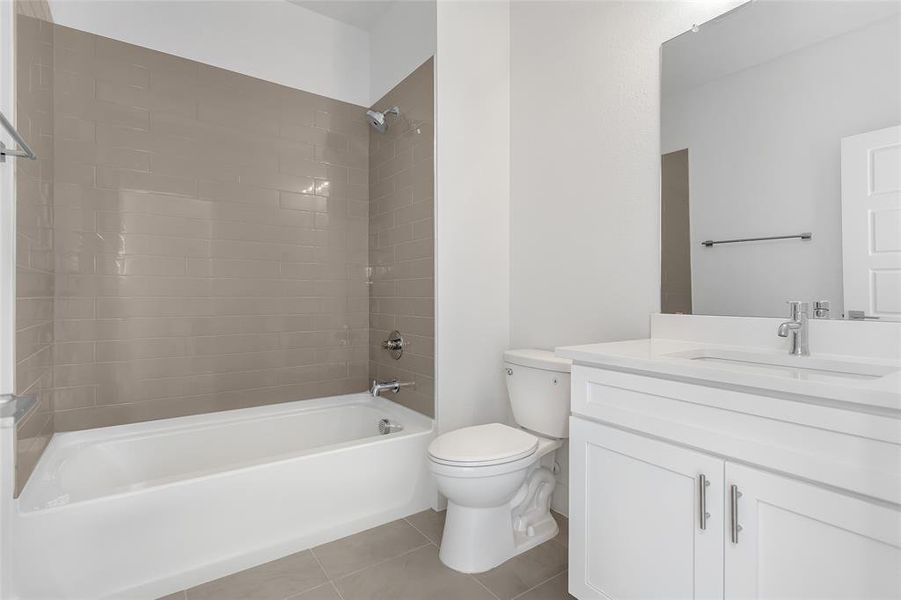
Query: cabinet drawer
570,365,901,505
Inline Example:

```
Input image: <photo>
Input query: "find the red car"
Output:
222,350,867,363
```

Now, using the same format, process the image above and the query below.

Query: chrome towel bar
0,110,37,161
701,232,811,247
0,394,37,428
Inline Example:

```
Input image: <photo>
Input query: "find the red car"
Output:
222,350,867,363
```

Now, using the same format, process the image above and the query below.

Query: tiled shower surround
15,11,55,494
50,24,372,431
11,18,435,494
368,59,435,417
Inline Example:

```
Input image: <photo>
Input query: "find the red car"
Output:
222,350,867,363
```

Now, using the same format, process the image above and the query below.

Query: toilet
427,349,571,573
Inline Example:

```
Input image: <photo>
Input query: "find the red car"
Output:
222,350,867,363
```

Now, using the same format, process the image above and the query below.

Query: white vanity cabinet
568,364,901,600
569,418,724,600
725,463,901,600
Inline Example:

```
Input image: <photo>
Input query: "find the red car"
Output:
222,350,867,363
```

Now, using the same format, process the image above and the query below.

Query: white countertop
556,338,901,412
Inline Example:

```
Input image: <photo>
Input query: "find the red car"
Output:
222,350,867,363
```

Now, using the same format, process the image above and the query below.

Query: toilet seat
428,423,538,467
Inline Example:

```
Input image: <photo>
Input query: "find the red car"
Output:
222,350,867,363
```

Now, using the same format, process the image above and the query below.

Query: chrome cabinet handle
698,474,710,530
730,484,742,544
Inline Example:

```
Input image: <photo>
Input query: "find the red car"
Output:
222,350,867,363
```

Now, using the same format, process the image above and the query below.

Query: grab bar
0,110,37,161
701,232,811,247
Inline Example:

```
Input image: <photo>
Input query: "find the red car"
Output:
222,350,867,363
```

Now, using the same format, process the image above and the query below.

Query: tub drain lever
378,419,404,435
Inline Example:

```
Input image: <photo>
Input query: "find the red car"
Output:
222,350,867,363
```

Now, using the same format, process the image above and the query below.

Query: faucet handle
786,300,809,318
813,300,830,319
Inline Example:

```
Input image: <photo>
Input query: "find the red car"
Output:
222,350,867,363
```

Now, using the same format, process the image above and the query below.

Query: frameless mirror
660,1,901,321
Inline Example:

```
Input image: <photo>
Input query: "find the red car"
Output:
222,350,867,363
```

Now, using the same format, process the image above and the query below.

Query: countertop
556,338,901,413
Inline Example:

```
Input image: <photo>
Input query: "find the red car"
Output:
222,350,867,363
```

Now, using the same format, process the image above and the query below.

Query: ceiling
662,0,901,96
288,0,395,32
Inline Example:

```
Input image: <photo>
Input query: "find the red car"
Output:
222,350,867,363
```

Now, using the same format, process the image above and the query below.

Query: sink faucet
777,301,809,356
370,379,415,397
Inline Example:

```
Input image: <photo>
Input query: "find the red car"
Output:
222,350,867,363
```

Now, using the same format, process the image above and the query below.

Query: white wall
434,0,510,434
47,0,371,106
508,1,739,515
369,0,436,105
509,0,740,350
662,15,900,318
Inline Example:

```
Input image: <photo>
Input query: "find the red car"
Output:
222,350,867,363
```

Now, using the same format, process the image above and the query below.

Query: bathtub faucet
370,379,415,397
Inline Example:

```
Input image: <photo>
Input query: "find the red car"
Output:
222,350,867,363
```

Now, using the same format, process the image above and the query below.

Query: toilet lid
428,423,539,466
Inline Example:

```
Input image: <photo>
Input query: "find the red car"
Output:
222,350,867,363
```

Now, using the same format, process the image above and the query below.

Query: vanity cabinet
568,365,901,600
569,418,724,600
725,463,901,600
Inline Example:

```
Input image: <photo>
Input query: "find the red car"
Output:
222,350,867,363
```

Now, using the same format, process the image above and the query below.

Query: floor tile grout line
403,515,440,545
401,515,436,544
282,552,337,600
283,580,337,600
309,546,329,577
420,534,497,598
469,574,503,600
549,537,568,552
328,580,347,600
326,540,434,583
171,514,565,600
415,533,501,600
508,568,568,600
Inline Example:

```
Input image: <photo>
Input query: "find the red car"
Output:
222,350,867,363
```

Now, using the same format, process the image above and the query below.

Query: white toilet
427,349,571,573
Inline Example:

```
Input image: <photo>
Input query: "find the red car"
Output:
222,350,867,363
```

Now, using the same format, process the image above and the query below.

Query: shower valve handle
382,339,405,351
381,330,406,359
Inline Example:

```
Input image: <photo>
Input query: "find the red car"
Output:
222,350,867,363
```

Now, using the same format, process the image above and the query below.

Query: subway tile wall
51,25,371,430
16,0,52,21
15,11,55,495
368,59,434,417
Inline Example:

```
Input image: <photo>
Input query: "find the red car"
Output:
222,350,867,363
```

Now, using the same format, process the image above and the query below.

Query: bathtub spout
370,379,415,397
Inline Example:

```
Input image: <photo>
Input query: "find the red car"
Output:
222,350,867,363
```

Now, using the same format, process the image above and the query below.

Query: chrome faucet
370,379,415,397
777,301,809,356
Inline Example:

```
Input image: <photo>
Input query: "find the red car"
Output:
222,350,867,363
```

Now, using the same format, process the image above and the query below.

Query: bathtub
12,394,435,600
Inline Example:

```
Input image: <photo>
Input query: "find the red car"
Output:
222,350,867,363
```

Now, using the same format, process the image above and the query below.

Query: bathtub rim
17,393,433,514
43,392,431,446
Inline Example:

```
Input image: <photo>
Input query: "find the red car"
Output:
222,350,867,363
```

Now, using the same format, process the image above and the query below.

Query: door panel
570,418,724,600
842,125,901,319
726,462,901,600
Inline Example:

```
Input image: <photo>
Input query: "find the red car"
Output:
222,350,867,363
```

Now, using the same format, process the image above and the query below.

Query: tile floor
159,510,573,600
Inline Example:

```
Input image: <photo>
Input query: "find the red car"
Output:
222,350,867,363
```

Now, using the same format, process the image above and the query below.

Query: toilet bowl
427,350,571,573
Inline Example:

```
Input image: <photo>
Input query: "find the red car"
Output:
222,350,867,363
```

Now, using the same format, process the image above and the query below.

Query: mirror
660,1,901,320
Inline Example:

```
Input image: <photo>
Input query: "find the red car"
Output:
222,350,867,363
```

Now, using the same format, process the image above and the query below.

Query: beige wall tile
661,149,692,314
368,59,434,418
15,26,433,475
50,24,370,431
15,13,55,495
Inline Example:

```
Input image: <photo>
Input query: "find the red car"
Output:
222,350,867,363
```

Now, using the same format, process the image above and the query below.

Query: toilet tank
503,349,572,438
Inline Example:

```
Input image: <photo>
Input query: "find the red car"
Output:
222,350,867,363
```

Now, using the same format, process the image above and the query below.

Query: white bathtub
12,394,435,599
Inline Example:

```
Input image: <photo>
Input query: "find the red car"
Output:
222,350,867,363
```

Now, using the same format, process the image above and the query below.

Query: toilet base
438,467,559,574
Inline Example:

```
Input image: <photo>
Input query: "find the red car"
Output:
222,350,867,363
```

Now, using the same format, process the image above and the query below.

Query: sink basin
666,349,897,383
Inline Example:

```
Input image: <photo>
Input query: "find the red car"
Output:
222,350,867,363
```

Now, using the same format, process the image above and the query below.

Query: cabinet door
725,462,901,600
569,418,725,600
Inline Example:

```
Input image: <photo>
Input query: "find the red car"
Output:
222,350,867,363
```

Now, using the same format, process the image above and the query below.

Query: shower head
366,106,399,133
